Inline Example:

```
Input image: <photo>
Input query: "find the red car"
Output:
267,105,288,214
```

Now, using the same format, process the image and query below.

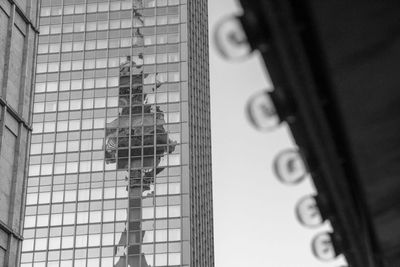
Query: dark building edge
0,0,39,266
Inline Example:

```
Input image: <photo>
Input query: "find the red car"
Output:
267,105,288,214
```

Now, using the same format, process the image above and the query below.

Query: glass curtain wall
22,0,190,266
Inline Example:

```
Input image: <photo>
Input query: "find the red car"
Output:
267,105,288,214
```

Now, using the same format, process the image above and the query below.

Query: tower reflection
106,56,176,267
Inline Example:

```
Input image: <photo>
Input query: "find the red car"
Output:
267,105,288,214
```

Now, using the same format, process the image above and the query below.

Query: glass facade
20,0,212,266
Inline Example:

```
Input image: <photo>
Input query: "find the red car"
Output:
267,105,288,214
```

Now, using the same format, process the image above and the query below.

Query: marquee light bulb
273,149,307,185
295,195,324,228
214,15,253,61
311,232,338,261
247,90,280,131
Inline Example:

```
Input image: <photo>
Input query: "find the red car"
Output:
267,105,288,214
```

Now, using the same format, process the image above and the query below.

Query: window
156,54,167,64
86,40,96,50
145,0,156,8
98,3,109,12
74,23,85,32
75,4,85,14
63,23,73,33
62,236,74,248
169,229,180,241
169,15,180,24
47,82,58,92
65,190,76,202
45,101,57,112
49,43,61,53
22,239,34,251
60,81,70,91
40,25,49,35
51,214,62,226
142,231,154,243
71,80,82,90
81,119,92,130
72,60,83,70
103,210,114,222
155,230,167,242
50,25,61,34
35,238,47,251
144,55,155,64
168,205,180,217
36,215,49,227
88,234,100,247
62,42,72,52
86,22,97,32
115,209,127,221
144,17,156,26
33,103,44,113
35,83,46,92
40,7,51,17
38,44,48,54
57,121,68,132
156,184,167,195
26,193,38,205
157,34,167,44
168,253,181,265
156,206,167,218
98,21,109,31
40,164,53,175
70,100,81,110
24,216,36,228
94,97,106,108
65,162,77,174
52,191,64,203
93,139,103,150
104,187,115,199
87,3,97,13
93,118,105,129
61,61,71,72
67,140,79,152
54,163,66,174
168,52,179,62
157,16,168,25
155,254,167,266
58,100,69,111
84,79,94,89
36,63,47,73
78,189,89,201
32,122,43,133
168,72,180,82
91,188,102,200
75,235,87,247
49,237,61,249
63,5,74,15
142,207,154,219
69,120,80,131
89,211,101,223
110,20,120,30
63,213,75,225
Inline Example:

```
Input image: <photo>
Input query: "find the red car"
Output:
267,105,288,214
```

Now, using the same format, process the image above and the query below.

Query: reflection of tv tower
106,56,176,266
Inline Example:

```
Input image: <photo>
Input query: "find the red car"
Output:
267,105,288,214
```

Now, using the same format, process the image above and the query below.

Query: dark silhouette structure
0,0,39,266
238,1,400,266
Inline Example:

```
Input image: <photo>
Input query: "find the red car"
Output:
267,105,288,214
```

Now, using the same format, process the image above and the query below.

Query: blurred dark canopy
239,1,400,266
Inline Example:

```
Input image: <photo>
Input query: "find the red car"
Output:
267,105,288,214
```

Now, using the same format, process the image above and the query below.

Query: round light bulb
311,232,338,261
214,15,252,61
295,195,324,228
273,149,307,185
247,90,281,131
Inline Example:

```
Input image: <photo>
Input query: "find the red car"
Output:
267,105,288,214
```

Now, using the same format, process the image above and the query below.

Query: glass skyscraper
22,0,213,267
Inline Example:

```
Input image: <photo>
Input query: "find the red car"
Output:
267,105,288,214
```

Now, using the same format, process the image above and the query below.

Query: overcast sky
208,1,347,266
